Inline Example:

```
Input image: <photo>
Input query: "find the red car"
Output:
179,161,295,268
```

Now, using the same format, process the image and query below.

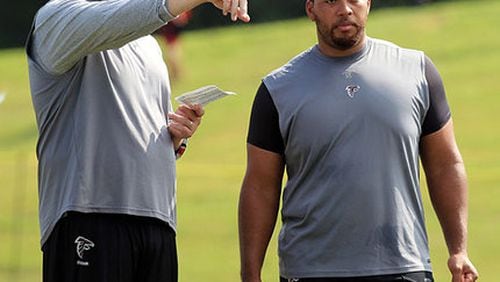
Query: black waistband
280,271,433,282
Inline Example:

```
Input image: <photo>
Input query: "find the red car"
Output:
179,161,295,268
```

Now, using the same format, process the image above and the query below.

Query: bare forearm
166,0,204,16
239,179,280,282
426,161,469,255
168,0,250,22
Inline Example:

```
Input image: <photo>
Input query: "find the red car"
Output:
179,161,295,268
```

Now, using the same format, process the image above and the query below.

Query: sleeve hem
159,0,176,23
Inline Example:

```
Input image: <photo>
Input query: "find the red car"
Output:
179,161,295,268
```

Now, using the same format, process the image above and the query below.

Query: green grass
1,1,500,281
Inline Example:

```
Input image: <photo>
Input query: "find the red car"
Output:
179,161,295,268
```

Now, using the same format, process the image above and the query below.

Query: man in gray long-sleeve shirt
26,0,249,281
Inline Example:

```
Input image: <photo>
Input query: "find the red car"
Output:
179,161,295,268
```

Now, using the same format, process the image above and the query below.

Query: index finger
177,104,204,118
464,272,477,282
190,104,205,117
223,0,231,16
231,0,239,21
238,0,249,21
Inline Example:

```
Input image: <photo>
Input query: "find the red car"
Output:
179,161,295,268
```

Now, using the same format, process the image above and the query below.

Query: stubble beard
317,20,365,51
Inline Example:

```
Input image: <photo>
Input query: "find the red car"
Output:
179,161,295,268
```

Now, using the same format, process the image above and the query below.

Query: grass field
1,1,499,281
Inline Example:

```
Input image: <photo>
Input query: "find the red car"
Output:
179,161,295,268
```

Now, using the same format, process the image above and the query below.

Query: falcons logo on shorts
74,236,95,259
345,85,361,98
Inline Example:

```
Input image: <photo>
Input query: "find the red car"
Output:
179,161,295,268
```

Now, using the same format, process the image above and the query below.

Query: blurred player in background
157,11,193,81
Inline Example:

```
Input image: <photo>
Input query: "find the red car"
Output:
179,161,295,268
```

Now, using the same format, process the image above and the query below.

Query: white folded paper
175,85,236,106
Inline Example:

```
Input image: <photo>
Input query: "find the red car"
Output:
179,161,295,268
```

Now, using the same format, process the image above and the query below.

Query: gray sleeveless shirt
263,38,433,278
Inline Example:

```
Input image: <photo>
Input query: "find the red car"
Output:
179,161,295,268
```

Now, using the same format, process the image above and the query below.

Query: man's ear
367,0,372,15
305,0,316,21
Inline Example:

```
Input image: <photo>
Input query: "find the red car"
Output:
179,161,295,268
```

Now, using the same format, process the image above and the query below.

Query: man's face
306,0,371,51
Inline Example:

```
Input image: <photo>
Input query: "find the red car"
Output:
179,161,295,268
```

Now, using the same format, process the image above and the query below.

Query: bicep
244,144,285,191
420,119,463,176
244,83,285,193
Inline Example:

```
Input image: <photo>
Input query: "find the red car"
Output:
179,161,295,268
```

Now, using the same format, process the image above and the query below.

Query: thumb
464,272,474,282
450,265,463,282
190,104,204,117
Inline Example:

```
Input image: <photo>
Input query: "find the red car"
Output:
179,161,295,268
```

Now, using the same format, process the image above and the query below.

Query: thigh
135,218,178,282
43,212,135,282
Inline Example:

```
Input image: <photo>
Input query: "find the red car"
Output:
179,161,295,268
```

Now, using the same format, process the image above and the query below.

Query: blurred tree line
1,0,445,49
186,0,437,30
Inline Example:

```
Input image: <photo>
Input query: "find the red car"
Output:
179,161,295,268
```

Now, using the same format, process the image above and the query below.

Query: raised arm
420,120,478,282
31,0,249,75
239,144,284,282
32,0,174,74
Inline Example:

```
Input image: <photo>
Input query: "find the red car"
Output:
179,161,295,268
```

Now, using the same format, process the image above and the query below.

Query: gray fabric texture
26,0,176,246
263,38,433,278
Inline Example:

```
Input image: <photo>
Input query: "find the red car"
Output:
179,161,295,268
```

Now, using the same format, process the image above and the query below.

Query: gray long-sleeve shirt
26,0,177,246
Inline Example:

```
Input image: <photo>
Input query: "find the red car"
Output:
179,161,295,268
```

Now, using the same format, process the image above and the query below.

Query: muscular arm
421,120,467,254
239,82,284,281
421,56,478,281
420,120,478,281
239,144,284,282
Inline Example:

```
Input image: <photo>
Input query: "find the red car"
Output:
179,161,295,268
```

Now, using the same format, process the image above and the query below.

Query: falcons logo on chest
345,85,361,98
74,236,95,259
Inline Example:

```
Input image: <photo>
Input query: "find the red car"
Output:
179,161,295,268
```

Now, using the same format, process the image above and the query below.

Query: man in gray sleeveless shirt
239,1,478,281
26,0,249,281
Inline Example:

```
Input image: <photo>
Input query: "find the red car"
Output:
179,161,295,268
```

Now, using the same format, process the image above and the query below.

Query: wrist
241,275,261,282
174,138,188,159
240,269,262,282
172,136,182,150
447,242,468,257
449,251,469,258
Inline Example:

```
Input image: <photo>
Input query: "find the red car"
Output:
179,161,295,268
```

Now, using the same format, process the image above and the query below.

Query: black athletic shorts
280,271,434,282
42,212,177,282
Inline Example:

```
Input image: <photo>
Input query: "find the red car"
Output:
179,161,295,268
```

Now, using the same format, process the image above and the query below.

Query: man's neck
318,35,367,58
